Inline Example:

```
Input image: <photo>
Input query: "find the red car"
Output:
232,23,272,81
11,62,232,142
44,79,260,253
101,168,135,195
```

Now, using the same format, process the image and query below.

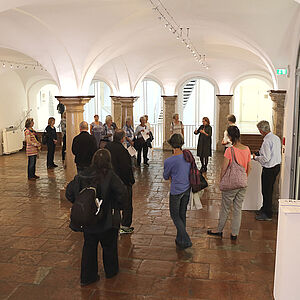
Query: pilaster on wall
268,90,287,213
55,96,94,182
269,90,287,140
162,95,177,151
111,96,138,128
216,95,233,151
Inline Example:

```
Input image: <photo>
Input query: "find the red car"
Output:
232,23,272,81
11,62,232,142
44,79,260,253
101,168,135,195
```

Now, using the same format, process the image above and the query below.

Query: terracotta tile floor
0,150,277,300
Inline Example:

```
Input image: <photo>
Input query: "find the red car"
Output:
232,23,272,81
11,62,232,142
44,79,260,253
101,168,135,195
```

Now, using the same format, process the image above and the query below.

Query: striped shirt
24,129,39,156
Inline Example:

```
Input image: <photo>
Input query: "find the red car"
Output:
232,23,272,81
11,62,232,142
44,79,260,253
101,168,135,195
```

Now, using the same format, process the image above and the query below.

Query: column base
216,142,224,152
163,141,172,151
60,188,67,201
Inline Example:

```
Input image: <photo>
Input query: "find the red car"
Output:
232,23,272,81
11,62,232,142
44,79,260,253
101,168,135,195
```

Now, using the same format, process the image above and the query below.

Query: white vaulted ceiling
0,0,299,95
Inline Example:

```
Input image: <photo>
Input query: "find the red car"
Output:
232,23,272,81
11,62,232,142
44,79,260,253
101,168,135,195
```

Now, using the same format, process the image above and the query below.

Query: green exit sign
277,68,288,75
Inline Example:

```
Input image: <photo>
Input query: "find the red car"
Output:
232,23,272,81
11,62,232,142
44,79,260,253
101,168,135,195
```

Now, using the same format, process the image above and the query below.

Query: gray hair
79,121,89,130
256,120,270,132
113,129,125,142
172,113,179,120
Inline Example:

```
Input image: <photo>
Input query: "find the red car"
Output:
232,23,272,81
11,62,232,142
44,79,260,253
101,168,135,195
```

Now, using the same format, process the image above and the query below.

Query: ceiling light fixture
0,59,47,71
148,0,208,68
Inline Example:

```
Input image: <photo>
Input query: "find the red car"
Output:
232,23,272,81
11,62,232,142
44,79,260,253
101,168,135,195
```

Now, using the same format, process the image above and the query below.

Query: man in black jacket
105,129,135,234
72,121,98,173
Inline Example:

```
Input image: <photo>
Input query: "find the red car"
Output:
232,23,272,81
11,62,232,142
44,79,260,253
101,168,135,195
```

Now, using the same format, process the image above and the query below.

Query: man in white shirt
253,120,281,221
222,114,236,149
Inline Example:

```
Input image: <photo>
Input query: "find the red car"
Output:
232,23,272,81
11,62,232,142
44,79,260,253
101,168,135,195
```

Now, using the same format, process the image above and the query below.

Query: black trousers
261,164,280,218
121,185,133,228
27,155,37,178
136,139,148,165
47,142,55,167
62,134,66,161
81,228,119,283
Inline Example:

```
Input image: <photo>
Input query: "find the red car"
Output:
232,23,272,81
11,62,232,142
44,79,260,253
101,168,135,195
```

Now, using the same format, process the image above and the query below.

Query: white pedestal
274,199,300,300
242,160,263,210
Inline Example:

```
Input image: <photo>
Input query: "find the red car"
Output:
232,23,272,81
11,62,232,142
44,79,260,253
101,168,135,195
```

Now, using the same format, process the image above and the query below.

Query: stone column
269,90,286,140
268,90,286,213
110,96,138,128
162,95,177,151
55,96,94,182
216,95,233,151
111,96,122,128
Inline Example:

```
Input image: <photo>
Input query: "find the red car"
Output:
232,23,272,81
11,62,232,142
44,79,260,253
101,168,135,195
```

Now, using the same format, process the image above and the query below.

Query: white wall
0,70,27,155
0,70,27,129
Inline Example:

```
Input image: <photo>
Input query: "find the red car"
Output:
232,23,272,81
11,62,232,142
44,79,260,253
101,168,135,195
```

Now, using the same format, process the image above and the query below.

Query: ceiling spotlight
2,63,5,67
33,66,36,70
165,23,168,28
10,64,13,69
25,66,28,69
176,35,180,39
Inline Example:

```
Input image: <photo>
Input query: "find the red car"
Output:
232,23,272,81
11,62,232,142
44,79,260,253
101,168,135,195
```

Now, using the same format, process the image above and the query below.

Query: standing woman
66,149,127,285
46,117,58,169
90,114,103,148
194,117,212,172
24,118,41,180
59,112,67,166
207,126,251,240
101,115,116,148
170,113,184,137
163,134,192,249
134,116,149,167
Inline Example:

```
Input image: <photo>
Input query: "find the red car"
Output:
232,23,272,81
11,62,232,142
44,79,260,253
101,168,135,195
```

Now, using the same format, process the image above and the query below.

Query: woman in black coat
194,117,212,172
45,117,57,169
66,149,127,286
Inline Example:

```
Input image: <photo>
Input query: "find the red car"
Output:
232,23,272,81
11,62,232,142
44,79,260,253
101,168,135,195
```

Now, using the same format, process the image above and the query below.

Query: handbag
188,189,203,210
219,147,248,191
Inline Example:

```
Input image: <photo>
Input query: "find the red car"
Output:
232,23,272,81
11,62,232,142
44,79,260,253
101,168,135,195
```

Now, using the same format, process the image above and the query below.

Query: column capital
162,95,177,101
268,90,286,108
216,95,233,104
55,95,94,106
110,96,139,103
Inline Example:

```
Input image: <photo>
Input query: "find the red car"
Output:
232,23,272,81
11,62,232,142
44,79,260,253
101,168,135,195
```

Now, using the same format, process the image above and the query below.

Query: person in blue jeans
163,134,192,249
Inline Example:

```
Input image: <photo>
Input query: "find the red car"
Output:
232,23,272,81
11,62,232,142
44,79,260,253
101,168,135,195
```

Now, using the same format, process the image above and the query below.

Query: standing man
105,129,135,234
222,114,236,149
253,120,281,221
72,121,98,174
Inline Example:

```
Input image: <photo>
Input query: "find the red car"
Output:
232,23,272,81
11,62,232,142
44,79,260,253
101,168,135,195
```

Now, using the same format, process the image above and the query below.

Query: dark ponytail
227,126,240,145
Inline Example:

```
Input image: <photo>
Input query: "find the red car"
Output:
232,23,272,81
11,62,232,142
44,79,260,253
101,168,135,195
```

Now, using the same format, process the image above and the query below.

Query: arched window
233,78,272,133
180,78,216,149
36,84,60,131
134,79,162,125
84,81,111,124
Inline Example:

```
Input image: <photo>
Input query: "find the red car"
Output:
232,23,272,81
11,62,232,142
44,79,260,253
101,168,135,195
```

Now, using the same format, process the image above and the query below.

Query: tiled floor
0,150,277,300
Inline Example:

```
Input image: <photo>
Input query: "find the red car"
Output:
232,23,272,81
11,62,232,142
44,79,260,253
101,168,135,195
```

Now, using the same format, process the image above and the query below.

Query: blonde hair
25,118,33,129
105,115,112,123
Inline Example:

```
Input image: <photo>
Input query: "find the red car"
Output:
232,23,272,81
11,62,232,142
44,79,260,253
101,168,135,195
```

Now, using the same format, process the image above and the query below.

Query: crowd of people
23,112,281,286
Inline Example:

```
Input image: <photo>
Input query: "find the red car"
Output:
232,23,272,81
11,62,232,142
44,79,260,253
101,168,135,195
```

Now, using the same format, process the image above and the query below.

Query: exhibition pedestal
274,199,300,300
242,160,263,210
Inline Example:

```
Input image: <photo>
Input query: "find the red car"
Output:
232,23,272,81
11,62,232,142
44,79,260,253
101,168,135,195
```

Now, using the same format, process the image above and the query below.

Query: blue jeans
169,189,192,248
28,155,37,178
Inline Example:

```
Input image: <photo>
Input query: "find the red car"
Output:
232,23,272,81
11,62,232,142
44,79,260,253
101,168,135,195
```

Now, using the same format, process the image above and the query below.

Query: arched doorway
134,78,163,147
233,78,273,133
84,80,112,124
180,78,216,149
34,84,60,131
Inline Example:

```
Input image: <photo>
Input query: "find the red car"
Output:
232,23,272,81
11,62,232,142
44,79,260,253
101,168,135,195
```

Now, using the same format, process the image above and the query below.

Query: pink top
224,146,251,173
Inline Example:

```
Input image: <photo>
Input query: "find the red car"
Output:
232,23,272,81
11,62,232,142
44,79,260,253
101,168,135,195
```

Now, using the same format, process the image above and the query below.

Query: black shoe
33,175,40,179
175,240,192,249
230,234,238,240
52,164,58,168
47,166,54,169
255,209,263,215
207,230,223,237
105,271,118,279
255,212,272,221
144,162,149,166
80,274,100,286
